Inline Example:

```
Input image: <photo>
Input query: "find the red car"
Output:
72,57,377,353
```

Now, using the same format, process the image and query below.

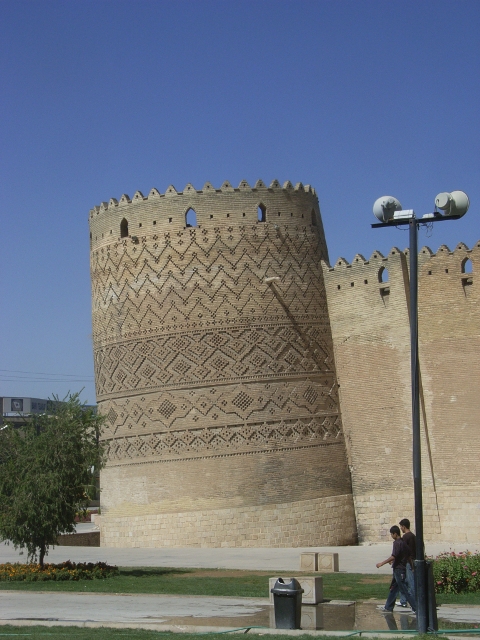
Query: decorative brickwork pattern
89,180,356,548
100,376,339,438
94,325,334,399
105,415,342,462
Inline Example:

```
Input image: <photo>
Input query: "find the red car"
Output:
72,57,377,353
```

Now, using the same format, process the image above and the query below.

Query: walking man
376,525,417,612
399,518,416,607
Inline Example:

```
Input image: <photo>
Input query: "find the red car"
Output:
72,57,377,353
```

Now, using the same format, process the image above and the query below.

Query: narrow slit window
120,218,129,238
311,209,317,226
378,266,389,283
257,203,266,223
185,208,197,228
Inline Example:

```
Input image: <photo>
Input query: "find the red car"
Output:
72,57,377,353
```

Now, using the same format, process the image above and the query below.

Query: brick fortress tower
89,179,357,547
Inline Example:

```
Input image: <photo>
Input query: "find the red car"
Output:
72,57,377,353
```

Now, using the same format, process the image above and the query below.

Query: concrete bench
300,552,339,572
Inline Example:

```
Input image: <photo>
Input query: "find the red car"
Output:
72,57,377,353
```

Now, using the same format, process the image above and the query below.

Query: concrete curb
0,619,431,637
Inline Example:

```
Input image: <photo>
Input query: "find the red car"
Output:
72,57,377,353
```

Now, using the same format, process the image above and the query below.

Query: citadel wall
322,241,480,543
89,180,357,548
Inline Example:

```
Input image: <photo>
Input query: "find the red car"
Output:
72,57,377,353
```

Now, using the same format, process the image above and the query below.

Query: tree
0,393,105,567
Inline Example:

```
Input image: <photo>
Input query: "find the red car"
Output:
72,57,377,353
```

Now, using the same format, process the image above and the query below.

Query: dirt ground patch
172,570,392,581
360,577,391,584
174,569,279,578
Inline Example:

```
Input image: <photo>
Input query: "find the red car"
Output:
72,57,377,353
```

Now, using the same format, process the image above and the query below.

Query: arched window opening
120,218,129,238
257,203,266,223
311,209,317,226
378,266,389,283
462,258,473,274
185,208,197,228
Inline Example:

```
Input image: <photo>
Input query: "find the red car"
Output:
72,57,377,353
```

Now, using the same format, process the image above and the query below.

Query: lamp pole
371,191,469,633
408,215,428,632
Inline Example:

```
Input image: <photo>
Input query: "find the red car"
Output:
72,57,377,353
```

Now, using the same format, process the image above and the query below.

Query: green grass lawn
0,567,479,605
0,628,438,640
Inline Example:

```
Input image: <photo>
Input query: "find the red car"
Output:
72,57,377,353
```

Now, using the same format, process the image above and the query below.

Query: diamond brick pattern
106,415,342,462
94,324,332,398
99,377,340,443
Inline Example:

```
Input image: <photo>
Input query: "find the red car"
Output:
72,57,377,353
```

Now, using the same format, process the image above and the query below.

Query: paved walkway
1,590,480,634
2,540,480,573
0,591,270,627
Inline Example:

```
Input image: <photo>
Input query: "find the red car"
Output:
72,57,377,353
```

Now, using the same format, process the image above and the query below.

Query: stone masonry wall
100,493,356,548
89,180,357,548
323,241,480,543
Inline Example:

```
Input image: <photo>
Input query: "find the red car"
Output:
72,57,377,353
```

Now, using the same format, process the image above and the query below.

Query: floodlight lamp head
434,191,470,218
373,196,403,223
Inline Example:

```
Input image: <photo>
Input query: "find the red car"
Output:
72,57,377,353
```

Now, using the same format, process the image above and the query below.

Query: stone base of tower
99,494,357,548
353,486,480,544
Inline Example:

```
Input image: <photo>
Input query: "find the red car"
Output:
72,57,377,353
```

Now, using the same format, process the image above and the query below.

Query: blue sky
1,0,478,404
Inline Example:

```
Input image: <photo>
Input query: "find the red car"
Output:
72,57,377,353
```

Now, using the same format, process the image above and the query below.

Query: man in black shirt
376,525,417,612
399,518,416,607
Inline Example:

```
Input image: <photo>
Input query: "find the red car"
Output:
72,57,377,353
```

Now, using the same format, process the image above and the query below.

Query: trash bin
271,577,304,629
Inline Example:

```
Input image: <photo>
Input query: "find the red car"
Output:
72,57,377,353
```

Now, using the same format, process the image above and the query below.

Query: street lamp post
371,191,470,633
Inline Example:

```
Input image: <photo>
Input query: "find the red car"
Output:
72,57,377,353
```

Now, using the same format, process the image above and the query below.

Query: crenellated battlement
89,179,323,252
323,241,478,278
89,179,316,215
321,241,478,320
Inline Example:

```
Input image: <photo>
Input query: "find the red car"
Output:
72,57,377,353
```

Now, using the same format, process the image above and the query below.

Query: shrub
0,561,119,582
0,393,105,567
433,551,480,594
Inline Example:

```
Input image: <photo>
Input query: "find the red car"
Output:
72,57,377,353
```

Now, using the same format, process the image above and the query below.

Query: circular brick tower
89,179,357,547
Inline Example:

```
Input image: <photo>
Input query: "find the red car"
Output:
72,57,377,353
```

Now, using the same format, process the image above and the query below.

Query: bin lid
271,577,304,595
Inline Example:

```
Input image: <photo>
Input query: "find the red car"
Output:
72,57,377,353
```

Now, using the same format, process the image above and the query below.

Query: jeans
384,567,416,611
400,563,416,605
